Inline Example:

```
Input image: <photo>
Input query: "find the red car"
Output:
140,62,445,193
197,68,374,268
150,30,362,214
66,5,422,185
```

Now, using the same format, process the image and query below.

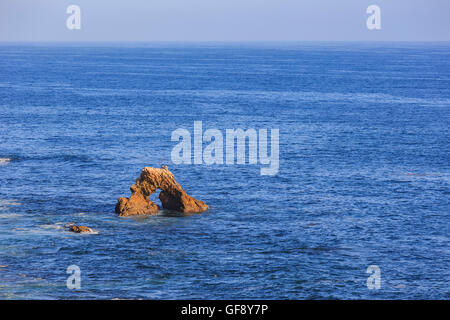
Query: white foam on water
40,223,64,230
0,158,11,165
0,199,22,212
0,213,23,219
65,228,99,235
82,229,99,235
0,199,21,206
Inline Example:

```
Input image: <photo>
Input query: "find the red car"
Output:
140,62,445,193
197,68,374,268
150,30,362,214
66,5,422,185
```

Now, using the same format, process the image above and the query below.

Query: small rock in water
68,225,93,233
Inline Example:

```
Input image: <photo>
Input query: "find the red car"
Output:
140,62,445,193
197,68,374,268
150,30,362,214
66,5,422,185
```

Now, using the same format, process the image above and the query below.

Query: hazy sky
0,0,449,41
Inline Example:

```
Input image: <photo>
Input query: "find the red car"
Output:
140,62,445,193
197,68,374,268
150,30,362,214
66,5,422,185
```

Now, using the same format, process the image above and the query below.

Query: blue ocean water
0,42,449,299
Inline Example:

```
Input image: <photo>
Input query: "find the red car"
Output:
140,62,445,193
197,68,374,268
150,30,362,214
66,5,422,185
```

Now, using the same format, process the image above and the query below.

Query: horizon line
1,40,449,43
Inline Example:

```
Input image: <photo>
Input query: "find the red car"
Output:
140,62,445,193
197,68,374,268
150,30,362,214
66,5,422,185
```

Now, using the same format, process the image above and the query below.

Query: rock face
115,166,208,217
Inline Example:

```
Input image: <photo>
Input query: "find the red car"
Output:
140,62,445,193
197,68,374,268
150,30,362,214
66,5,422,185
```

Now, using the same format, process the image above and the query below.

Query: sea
0,42,449,299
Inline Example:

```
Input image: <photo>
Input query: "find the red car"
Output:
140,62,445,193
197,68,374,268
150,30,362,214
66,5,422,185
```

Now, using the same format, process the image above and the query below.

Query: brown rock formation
115,166,208,217
68,225,93,233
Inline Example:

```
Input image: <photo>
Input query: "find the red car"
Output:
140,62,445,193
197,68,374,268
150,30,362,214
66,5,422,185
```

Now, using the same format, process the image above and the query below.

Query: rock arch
115,166,208,216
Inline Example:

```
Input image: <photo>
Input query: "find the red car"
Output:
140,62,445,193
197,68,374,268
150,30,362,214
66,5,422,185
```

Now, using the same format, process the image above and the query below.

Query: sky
0,0,449,41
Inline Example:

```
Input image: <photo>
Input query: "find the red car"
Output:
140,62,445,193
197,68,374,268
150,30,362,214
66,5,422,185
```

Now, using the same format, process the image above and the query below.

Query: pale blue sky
0,0,449,41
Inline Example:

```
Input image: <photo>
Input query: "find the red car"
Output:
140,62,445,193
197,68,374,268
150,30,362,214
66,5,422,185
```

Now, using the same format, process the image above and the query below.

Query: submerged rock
116,166,208,217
